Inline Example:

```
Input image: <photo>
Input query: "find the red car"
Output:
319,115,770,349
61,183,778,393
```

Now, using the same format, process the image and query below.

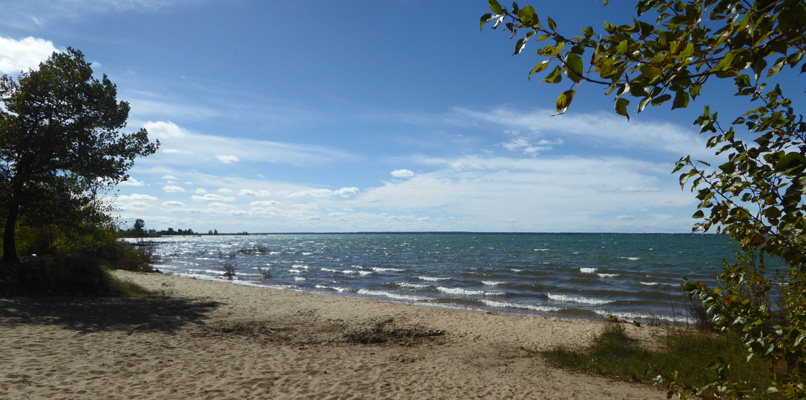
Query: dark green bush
0,254,151,296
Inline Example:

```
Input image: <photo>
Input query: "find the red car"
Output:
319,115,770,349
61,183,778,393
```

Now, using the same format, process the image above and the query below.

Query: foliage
0,253,152,296
0,48,158,264
542,322,781,398
482,0,805,397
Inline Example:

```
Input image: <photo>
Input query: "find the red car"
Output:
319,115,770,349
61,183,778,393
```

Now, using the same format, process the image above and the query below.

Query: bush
0,254,152,296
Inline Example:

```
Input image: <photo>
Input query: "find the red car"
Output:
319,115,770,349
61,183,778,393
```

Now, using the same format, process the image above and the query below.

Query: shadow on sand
0,296,220,334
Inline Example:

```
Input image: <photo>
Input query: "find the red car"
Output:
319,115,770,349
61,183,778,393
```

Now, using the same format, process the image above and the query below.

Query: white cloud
163,185,186,193
162,175,179,180
192,193,235,202
0,36,58,74
162,148,193,155
163,201,186,207
391,169,415,178
334,187,360,197
119,177,145,187
451,106,712,159
142,121,352,167
250,200,280,207
194,188,207,194
216,154,240,164
285,187,359,198
117,193,158,202
217,188,234,194
4,0,200,28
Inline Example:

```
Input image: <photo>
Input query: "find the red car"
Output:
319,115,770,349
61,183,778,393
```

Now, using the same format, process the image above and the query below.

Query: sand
0,271,670,399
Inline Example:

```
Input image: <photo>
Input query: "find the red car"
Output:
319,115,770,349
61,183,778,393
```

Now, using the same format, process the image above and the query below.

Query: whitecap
372,267,406,273
315,284,348,293
481,281,507,286
437,286,504,296
294,277,306,281
418,276,450,282
481,299,560,313
640,281,659,286
357,289,426,302
547,293,614,305
597,273,619,278
579,267,598,274
533,248,549,252
395,282,430,289
594,310,692,324
620,257,641,261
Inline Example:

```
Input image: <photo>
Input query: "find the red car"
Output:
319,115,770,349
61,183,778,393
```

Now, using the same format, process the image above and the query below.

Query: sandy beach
0,271,669,399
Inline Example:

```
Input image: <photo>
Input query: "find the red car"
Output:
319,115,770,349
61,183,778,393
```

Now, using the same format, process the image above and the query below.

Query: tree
0,48,158,265
482,0,805,397
133,219,146,237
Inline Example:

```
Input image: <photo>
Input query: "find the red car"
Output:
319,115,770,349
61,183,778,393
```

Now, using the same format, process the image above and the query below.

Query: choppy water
130,233,739,324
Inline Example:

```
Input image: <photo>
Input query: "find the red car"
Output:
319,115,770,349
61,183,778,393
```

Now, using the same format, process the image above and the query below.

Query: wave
547,293,614,305
533,248,550,252
314,284,348,293
594,310,692,324
418,276,450,282
640,281,659,286
357,289,427,302
579,267,598,274
436,287,504,296
619,257,641,261
597,273,619,278
372,267,407,273
388,282,430,290
481,281,507,286
481,299,560,313
294,277,306,281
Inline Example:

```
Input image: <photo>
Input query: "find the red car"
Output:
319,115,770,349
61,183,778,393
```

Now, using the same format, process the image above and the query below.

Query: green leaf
651,94,672,106
518,6,538,28
528,60,550,80
582,26,594,38
672,91,690,109
563,53,584,83
693,210,705,218
547,16,556,31
514,38,527,55
542,66,563,83
555,89,575,114
639,65,663,80
767,57,785,78
480,14,494,31
615,98,630,120
488,0,504,14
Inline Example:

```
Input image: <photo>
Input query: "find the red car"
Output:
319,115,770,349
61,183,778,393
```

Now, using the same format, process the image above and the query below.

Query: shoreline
159,270,695,326
1,270,669,399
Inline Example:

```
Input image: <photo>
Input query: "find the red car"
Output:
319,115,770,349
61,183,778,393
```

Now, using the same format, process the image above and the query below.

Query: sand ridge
0,271,668,399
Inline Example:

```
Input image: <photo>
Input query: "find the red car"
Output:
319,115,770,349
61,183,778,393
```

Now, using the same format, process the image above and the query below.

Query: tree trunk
1,202,20,265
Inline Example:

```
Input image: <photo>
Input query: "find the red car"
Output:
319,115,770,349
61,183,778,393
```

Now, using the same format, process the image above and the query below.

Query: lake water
131,233,739,324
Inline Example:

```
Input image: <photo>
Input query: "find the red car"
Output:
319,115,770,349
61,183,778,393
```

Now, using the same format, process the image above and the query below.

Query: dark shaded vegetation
0,252,154,297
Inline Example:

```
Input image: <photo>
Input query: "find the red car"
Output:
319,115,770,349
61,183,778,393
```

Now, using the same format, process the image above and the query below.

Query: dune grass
541,321,780,398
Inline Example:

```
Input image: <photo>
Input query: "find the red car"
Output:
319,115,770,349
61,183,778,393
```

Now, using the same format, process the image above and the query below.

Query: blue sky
1,0,802,233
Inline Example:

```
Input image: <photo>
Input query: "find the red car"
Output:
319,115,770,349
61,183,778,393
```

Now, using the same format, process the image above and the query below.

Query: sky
1,0,803,233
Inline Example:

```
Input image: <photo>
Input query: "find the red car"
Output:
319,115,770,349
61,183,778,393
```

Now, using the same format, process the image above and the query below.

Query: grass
542,321,780,398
